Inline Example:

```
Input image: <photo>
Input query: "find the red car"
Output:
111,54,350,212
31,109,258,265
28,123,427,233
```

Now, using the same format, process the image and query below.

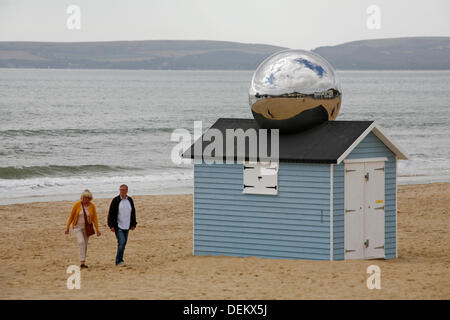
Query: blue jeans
114,228,129,265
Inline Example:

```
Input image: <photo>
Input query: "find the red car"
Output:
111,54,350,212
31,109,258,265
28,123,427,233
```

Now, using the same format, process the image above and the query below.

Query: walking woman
65,189,101,268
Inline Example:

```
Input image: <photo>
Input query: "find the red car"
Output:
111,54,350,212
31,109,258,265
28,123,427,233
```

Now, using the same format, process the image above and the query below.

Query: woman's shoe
80,264,88,269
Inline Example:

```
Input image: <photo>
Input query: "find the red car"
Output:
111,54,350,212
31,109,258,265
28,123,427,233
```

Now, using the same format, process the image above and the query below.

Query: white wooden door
344,160,386,260
364,161,385,259
344,162,365,259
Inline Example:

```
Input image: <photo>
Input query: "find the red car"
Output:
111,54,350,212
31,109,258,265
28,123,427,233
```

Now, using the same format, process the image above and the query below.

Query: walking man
107,184,137,266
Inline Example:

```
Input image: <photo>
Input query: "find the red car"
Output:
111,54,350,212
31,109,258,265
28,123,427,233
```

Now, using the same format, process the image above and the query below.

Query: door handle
375,206,385,210
345,209,356,213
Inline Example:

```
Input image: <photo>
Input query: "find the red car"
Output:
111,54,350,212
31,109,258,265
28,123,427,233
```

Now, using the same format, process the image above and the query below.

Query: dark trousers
114,228,129,265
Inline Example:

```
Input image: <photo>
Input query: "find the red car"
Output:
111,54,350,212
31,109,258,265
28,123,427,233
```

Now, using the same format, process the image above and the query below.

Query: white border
337,123,376,164
336,122,408,164
372,125,409,161
330,164,334,261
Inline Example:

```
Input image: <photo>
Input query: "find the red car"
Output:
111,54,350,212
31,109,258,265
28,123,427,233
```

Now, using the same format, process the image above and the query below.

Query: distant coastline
0,37,449,70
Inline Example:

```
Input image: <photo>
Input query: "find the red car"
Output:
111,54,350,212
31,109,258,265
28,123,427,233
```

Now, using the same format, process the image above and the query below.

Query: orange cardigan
66,201,99,232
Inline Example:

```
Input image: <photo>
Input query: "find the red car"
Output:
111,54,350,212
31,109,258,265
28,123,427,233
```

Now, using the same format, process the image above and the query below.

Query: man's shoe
116,261,126,267
80,264,88,269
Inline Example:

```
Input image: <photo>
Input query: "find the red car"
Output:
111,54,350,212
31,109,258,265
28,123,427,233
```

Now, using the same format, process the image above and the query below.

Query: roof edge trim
371,125,409,160
336,122,377,164
336,121,409,164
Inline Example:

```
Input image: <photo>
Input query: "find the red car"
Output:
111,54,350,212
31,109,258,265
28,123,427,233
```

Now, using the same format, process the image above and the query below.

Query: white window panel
243,161,278,195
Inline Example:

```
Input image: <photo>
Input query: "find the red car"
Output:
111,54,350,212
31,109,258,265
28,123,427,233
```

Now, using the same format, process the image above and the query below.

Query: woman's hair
80,189,93,201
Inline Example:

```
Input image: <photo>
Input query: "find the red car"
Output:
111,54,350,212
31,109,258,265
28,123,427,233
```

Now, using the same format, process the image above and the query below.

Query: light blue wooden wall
194,132,397,261
333,132,397,260
194,162,331,260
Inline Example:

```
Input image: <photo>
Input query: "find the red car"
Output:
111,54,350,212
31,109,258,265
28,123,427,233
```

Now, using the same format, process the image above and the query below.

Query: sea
0,69,449,205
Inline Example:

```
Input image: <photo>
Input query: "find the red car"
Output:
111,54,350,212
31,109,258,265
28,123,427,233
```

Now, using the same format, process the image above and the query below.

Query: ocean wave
0,164,138,179
0,127,175,137
0,170,194,205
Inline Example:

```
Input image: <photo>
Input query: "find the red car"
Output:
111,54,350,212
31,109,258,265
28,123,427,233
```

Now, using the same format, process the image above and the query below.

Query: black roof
182,118,375,163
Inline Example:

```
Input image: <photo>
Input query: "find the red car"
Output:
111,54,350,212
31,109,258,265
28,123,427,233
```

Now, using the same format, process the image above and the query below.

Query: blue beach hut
182,118,408,260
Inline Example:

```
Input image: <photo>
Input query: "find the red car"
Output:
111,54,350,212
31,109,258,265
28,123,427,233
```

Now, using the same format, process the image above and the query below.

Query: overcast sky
0,0,449,49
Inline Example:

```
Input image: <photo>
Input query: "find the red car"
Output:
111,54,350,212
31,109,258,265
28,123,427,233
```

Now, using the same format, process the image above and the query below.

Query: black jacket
107,195,137,230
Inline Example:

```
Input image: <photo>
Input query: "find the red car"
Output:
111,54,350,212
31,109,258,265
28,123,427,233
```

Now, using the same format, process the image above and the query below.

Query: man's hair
120,184,128,190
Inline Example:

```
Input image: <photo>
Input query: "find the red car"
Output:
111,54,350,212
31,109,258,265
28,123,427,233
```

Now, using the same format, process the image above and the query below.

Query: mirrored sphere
249,49,342,133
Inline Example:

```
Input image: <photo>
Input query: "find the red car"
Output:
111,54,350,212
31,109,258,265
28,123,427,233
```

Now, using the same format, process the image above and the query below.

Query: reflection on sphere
249,49,342,133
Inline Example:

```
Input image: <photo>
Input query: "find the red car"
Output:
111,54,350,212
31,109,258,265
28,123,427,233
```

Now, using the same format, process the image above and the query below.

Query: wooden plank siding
193,132,397,261
333,132,397,260
194,162,331,260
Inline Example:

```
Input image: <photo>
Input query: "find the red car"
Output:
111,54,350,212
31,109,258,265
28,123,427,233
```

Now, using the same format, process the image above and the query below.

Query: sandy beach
0,182,449,300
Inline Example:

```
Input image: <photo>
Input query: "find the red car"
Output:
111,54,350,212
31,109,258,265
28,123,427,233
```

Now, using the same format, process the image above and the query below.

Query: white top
118,195,132,230
76,204,89,228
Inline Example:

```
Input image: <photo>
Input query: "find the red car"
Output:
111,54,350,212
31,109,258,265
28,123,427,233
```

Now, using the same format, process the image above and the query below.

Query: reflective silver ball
249,49,342,133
